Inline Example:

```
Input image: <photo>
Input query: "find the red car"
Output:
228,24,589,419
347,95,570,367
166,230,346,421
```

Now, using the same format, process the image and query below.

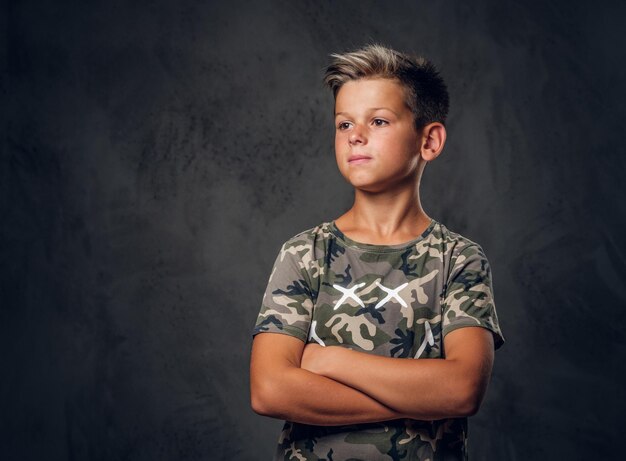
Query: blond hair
324,44,449,129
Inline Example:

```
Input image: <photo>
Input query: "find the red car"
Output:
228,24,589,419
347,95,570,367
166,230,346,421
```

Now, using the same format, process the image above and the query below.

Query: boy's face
334,78,423,193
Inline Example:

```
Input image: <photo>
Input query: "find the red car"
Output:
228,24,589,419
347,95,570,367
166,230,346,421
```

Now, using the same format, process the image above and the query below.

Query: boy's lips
348,154,372,164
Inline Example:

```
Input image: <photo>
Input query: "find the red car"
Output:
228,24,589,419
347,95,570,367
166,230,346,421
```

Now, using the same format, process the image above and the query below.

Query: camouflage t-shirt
252,219,504,461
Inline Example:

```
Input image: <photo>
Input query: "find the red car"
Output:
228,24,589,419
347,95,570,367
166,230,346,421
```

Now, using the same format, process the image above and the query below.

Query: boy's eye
373,119,389,126
337,122,352,130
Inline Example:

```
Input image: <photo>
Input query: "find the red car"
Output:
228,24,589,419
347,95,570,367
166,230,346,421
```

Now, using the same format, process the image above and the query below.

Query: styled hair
324,44,449,130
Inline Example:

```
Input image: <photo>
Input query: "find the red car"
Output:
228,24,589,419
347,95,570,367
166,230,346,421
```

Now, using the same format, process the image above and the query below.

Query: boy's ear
419,123,446,162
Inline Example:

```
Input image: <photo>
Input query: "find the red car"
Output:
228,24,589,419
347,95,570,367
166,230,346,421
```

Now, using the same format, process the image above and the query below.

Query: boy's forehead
338,77,404,95
334,78,409,114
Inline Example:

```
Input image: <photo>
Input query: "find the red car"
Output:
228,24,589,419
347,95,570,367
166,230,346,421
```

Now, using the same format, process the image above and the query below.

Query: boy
250,44,504,461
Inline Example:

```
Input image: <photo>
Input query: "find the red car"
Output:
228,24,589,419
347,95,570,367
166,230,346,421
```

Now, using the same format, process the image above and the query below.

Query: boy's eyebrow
335,107,399,117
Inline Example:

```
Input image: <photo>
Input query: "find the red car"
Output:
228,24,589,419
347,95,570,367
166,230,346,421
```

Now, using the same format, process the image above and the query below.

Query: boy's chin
346,181,389,194
344,176,418,194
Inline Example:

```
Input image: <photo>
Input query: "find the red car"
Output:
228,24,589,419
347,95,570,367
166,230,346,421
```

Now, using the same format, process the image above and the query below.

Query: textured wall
3,1,626,459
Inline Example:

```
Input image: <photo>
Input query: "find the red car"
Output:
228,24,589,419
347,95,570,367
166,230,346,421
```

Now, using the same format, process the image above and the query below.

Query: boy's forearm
308,349,469,420
301,329,494,420
251,333,405,426
252,365,405,426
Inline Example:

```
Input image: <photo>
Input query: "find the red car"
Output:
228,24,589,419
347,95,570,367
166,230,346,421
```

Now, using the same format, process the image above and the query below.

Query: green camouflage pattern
253,220,504,461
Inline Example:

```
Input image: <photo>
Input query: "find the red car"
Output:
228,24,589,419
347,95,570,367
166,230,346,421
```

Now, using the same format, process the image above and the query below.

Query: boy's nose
349,127,366,145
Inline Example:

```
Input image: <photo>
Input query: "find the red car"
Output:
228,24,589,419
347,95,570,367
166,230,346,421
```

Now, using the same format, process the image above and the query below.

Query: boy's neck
335,185,431,246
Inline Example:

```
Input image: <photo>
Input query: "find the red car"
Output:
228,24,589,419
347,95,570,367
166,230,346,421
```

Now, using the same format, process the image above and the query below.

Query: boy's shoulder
277,221,334,249
273,222,333,263
428,221,491,266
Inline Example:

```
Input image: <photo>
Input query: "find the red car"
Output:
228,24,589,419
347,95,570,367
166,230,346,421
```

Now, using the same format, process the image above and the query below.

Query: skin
250,77,495,425
299,329,494,420
332,78,446,243
250,333,407,425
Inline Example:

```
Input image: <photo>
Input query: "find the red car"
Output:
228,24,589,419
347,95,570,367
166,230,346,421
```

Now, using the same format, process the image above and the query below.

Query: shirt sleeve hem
442,322,505,350
252,325,308,343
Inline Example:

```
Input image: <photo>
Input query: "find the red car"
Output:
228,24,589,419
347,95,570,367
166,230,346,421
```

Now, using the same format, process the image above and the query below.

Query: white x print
332,282,366,310
414,321,435,358
307,320,326,347
375,281,408,309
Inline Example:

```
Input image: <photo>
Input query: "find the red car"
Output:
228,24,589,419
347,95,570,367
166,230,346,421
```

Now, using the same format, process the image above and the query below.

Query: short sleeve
252,235,316,343
442,244,504,349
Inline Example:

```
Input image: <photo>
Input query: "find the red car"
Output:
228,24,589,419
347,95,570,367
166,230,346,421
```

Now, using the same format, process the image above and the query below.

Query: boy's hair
324,44,449,130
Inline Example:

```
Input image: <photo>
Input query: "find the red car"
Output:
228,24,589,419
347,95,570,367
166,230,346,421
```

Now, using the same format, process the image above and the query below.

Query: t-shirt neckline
328,219,437,253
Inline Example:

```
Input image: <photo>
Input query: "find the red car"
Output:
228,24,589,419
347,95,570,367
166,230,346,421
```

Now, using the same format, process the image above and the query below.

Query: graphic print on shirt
375,281,409,309
307,320,326,347
307,271,443,356
414,321,435,358
331,282,366,310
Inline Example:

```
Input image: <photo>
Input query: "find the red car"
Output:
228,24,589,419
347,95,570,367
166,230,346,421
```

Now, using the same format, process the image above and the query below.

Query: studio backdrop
2,1,625,460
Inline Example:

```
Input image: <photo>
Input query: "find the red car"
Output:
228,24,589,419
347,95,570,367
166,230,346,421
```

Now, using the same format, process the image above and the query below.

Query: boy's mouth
348,155,372,164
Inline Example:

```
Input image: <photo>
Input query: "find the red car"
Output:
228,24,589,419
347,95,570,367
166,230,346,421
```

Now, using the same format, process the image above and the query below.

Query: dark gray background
3,0,626,459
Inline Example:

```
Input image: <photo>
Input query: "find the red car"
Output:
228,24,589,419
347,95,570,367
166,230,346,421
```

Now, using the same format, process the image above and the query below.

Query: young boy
250,44,504,461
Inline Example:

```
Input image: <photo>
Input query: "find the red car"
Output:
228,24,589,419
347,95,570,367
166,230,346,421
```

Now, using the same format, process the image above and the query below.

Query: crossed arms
250,326,494,426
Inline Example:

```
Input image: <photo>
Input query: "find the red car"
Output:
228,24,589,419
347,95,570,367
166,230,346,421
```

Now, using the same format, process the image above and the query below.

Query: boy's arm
250,332,407,425
300,326,495,421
